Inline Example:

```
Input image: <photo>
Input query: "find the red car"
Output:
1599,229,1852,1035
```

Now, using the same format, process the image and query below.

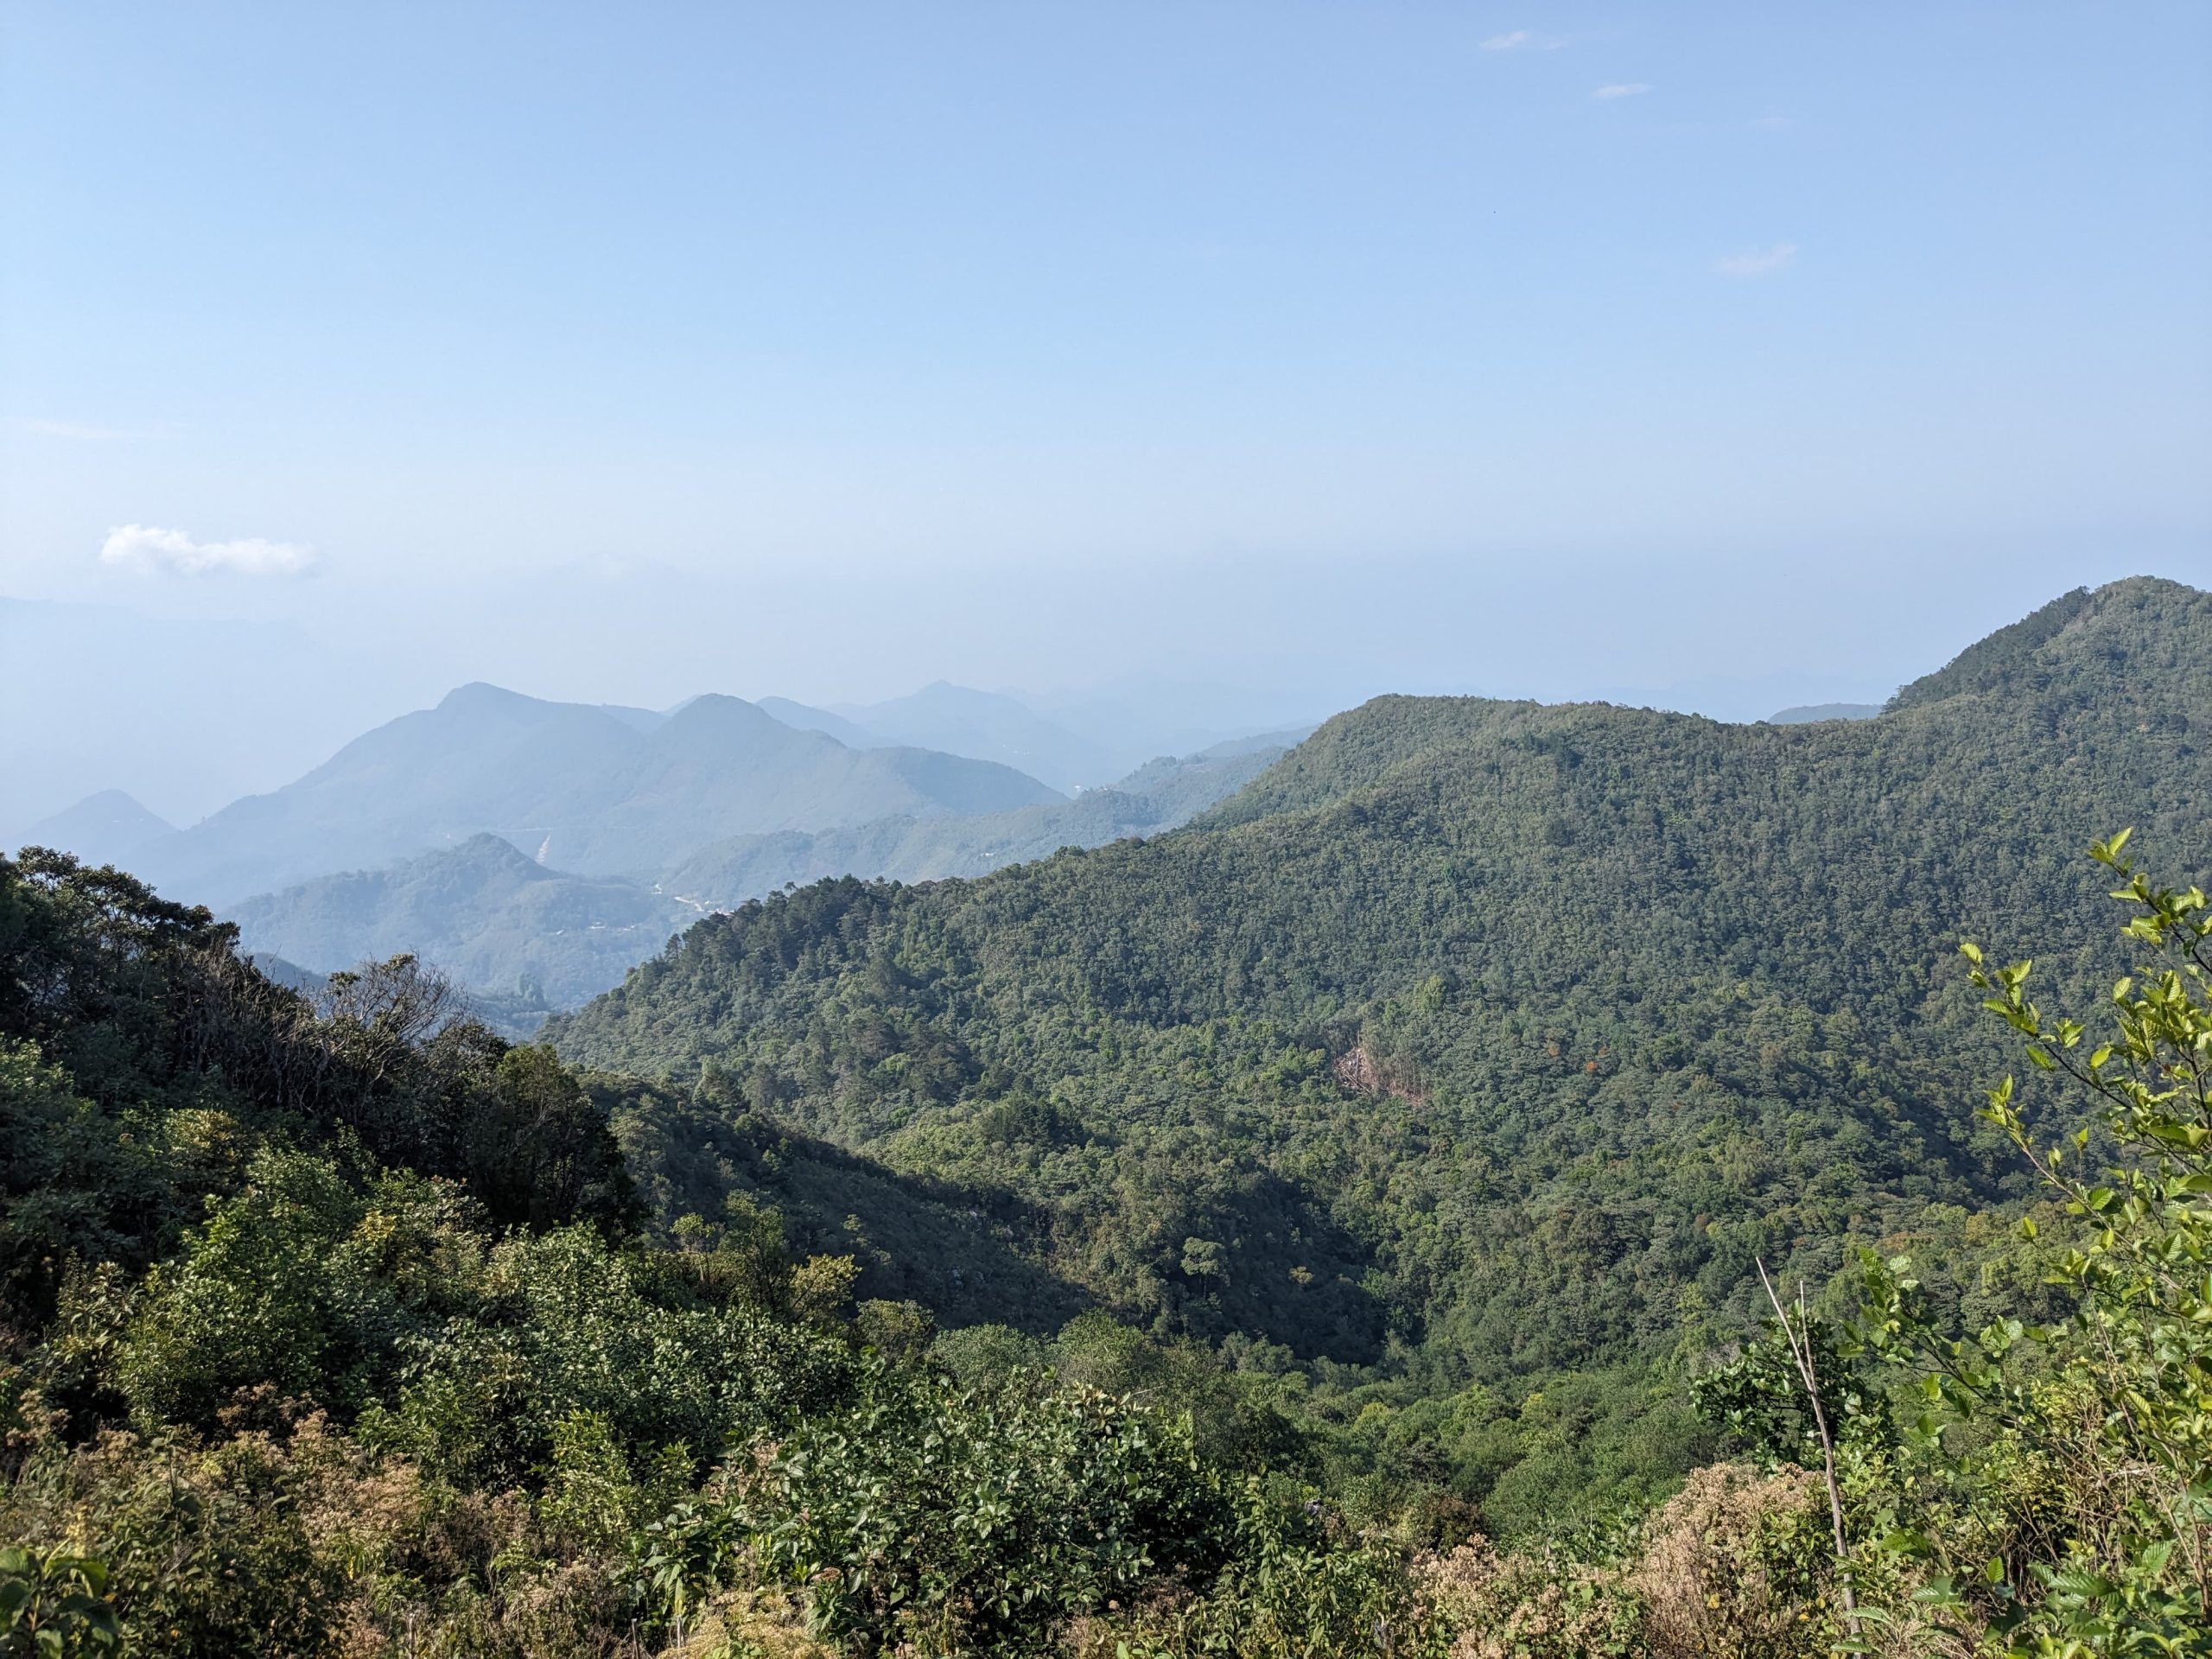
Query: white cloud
1592,83,1651,99
1713,243,1799,277
99,524,320,576
1481,29,1567,51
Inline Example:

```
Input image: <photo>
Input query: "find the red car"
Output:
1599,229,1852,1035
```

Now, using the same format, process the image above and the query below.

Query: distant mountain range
663,737,1300,906
211,737,1300,1018
760,683,1142,792
1766,702,1882,723
760,682,1320,792
92,683,1063,907
14,675,1311,1018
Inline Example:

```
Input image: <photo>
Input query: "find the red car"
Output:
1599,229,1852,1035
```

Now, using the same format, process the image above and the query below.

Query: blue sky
3,1,2209,771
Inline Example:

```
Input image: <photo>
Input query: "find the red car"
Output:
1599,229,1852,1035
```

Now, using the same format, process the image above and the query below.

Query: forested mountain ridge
1885,582,2103,709
550,576,2210,1497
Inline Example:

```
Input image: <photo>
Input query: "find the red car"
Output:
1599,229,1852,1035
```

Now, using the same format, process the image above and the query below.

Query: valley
6,577,2209,1654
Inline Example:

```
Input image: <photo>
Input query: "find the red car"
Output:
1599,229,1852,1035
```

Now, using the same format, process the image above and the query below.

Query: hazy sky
3,2,2209,792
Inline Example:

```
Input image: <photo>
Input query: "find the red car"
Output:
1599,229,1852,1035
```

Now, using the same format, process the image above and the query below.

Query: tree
462,1045,639,1234
1859,832,2212,1650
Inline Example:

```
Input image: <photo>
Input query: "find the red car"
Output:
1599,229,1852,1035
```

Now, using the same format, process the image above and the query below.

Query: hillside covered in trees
552,576,2211,1520
3,577,2208,1656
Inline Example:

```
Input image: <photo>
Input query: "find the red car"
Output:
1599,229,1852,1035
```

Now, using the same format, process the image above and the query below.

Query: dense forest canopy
552,579,2209,1391
4,575,2209,1656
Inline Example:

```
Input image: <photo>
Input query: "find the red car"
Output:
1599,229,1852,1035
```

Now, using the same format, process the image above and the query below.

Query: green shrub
362,1225,857,1487
1854,833,2212,1653
0,1547,120,1657
1096,1476,1431,1659
642,1364,1227,1655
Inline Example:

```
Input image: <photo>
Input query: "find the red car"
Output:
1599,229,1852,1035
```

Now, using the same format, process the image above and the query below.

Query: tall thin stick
1758,1257,1860,1637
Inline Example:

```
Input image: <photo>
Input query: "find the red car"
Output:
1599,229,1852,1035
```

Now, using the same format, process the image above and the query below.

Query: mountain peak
436,682,543,713
23,789,177,866
448,830,543,870
1888,576,2209,712
656,692,786,740
664,690,766,719
50,787,165,821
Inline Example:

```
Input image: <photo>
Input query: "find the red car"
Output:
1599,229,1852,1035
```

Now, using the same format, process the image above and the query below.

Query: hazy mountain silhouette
1767,702,1882,723
762,682,1117,792
21,789,177,869
137,683,1063,906
754,697,885,752
664,739,1296,906
219,740,1296,1013
223,832,694,1008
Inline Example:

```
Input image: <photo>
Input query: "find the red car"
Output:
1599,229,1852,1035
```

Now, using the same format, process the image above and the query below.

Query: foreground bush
1845,832,2212,1653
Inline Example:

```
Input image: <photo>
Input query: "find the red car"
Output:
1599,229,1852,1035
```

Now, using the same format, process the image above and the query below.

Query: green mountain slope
1885,583,2100,709
550,578,2212,1392
0,848,1329,1654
